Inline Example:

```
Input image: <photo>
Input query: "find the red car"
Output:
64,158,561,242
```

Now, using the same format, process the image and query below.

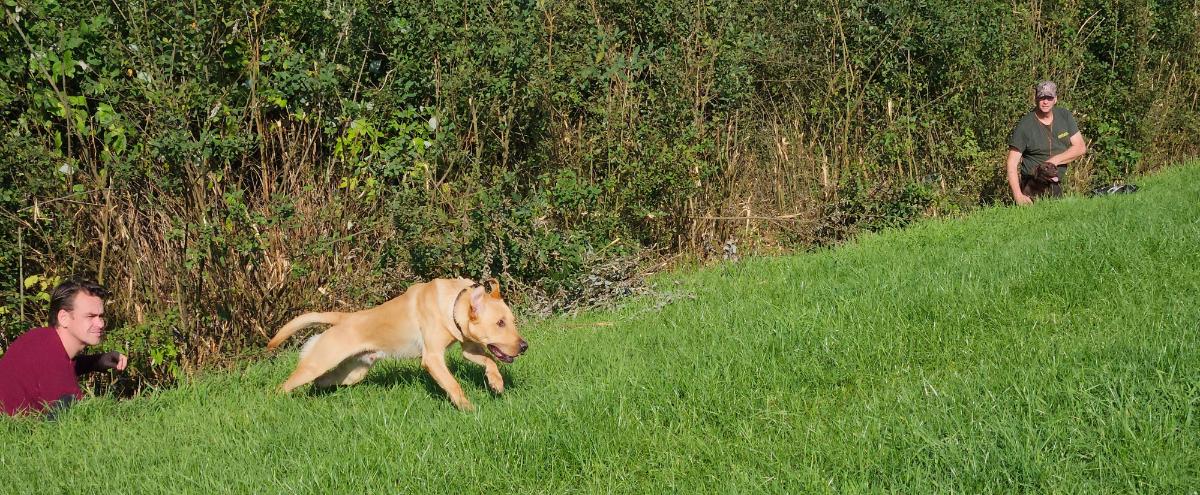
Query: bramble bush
1,0,1197,388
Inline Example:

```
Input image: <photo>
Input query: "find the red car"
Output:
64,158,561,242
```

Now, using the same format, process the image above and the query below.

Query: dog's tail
267,312,348,350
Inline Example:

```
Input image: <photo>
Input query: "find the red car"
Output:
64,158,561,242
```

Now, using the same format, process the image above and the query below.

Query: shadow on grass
302,358,520,403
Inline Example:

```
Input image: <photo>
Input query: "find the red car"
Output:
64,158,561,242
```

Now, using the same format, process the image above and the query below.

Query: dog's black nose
519,340,529,354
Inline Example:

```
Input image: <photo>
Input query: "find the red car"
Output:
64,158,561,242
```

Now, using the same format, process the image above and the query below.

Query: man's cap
1035,81,1057,99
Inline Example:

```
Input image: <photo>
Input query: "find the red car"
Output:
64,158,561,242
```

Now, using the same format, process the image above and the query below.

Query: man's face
60,293,106,347
1037,95,1056,113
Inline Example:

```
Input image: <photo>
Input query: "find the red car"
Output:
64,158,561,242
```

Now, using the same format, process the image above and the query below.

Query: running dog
267,278,528,411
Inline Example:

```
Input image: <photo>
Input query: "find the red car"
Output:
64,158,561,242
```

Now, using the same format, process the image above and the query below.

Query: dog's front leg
421,351,474,411
462,342,504,394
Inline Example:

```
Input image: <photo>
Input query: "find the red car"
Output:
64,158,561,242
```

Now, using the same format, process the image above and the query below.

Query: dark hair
48,277,111,328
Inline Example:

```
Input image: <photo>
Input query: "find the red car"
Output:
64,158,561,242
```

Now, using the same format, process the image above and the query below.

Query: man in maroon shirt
0,278,128,417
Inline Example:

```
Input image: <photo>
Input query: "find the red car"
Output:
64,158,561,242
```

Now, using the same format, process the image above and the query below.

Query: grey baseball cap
1035,81,1057,98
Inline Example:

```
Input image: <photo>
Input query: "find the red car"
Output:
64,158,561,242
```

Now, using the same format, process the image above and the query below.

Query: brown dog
267,278,527,411
1021,161,1063,200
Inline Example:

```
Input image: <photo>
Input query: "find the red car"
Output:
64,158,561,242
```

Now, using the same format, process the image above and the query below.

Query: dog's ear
468,283,488,321
484,278,501,299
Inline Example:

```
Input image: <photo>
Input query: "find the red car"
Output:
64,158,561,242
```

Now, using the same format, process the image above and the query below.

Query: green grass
3,163,1198,493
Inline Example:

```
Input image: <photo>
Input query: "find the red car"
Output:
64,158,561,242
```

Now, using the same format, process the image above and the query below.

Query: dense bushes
2,0,1197,388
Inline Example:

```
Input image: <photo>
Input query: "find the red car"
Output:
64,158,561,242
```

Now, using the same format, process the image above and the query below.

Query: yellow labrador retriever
267,278,527,411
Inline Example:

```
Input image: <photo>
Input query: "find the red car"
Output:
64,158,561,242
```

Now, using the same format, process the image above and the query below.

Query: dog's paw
487,372,505,394
453,398,477,412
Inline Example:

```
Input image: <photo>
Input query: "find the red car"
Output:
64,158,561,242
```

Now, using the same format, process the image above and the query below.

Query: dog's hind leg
313,351,382,388
336,362,373,386
279,327,370,392
462,342,504,394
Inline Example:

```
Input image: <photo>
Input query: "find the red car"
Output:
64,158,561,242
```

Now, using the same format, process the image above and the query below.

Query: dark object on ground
44,394,77,421
1090,183,1139,196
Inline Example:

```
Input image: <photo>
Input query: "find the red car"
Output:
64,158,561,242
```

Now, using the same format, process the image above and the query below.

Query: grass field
2,163,1198,493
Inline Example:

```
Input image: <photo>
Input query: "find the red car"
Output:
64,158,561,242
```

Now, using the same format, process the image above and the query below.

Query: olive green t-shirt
1008,107,1079,176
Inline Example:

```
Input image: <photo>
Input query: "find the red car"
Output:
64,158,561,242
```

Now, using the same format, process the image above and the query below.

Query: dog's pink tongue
488,344,513,362
1051,177,1060,182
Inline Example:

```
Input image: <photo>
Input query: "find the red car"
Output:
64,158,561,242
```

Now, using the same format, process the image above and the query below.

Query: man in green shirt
1006,81,1088,205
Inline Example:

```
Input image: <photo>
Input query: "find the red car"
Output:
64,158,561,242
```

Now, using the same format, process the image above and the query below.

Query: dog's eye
497,319,505,327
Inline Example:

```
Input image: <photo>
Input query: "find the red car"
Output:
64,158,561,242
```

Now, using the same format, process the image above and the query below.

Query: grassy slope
2,163,1197,493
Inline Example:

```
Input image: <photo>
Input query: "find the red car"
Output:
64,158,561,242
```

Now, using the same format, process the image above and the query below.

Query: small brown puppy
1021,161,1063,200
268,278,527,411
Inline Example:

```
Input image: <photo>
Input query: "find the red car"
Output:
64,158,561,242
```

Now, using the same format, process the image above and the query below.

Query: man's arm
74,352,127,376
1046,132,1087,166
1006,147,1032,205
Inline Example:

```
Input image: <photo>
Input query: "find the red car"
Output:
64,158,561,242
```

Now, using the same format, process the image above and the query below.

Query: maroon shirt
0,327,107,416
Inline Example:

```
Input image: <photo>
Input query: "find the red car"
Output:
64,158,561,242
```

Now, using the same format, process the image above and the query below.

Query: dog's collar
450,282,482,341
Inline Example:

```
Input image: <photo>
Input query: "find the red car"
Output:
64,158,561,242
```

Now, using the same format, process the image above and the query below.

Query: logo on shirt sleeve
1057,131,1069,139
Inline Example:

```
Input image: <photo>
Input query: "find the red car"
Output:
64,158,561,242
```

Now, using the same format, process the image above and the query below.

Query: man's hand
97,352,128,371
1015,193,1033,206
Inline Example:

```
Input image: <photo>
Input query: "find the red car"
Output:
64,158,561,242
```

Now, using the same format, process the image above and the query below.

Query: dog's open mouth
487,344,515,363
